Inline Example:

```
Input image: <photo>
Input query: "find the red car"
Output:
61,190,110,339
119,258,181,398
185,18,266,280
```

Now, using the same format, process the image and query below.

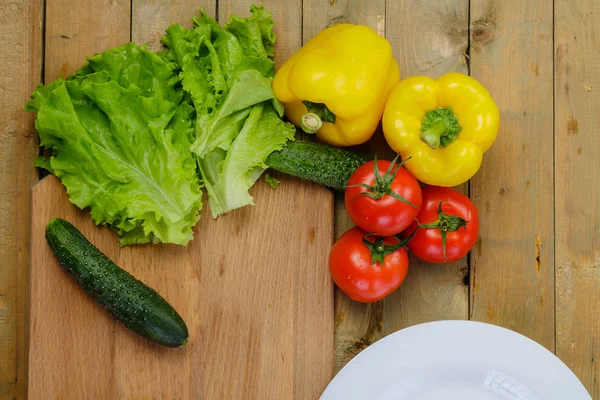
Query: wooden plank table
1,0,599,398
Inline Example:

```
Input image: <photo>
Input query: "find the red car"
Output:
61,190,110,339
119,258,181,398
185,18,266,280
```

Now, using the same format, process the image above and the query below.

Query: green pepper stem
300,113,322,134
420,107,462,149
420,119,447,150
300,100,336,134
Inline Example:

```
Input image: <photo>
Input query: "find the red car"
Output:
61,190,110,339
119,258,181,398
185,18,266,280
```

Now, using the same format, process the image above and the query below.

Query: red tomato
345,157,422,236
329,226,410,303
405,186,479,263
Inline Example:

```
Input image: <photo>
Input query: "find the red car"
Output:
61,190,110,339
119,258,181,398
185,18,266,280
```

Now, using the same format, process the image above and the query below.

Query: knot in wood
472,27,495,45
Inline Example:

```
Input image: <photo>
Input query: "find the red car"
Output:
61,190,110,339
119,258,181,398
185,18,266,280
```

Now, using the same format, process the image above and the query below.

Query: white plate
321,320,591,400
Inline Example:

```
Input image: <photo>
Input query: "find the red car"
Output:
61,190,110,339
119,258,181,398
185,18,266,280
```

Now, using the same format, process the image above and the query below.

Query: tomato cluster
329,156,479,303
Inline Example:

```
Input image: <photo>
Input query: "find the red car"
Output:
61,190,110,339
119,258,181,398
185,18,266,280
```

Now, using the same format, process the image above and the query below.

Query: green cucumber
45,218,188,348
265,140,371,191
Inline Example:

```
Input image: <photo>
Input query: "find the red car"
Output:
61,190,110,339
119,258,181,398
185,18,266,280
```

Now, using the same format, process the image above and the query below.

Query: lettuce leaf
25,43,202,245
25,5,294,246
162,5,294,217
200,103,294,216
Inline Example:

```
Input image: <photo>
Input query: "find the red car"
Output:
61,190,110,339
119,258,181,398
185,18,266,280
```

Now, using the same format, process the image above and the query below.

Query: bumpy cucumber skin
45,218,189,348
265,141,370,191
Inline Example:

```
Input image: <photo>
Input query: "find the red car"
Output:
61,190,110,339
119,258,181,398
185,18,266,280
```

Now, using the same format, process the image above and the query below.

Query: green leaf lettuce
25,43,202,245
25,5,295,245
162,5,294,217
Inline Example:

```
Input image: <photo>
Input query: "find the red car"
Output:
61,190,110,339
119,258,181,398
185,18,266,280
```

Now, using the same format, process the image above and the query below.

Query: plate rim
321,319,591,400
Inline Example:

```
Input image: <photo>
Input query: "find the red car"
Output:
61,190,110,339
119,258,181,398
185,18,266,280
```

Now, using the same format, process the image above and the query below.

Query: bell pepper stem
420,107,462,149
300,101,336,133
301,113,322,134
420,119,447,150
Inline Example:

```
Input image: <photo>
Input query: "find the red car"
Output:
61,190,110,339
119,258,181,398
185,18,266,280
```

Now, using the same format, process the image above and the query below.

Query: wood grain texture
29,0,334,397
29,174,333,399
132,0,216,51
555,0,600,396
45,0,130,82
216,3,334,398
28,3,129,399
0,0,43,397
8,0,600,398
469,0,555,349
383,0,469,339
387,0,469,78
299,0,387,372
29,2,130,394
330,0,470,371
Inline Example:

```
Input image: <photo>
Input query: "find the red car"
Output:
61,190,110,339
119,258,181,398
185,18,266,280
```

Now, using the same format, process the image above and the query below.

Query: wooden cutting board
29,174,333,399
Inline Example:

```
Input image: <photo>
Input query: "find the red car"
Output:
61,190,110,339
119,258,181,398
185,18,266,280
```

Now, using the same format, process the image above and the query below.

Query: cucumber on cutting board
45,218,188,348
265,140,371,191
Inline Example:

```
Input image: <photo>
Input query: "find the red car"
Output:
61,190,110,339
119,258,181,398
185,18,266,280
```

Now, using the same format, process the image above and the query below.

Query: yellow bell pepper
272,24,400,147
382,72,500,187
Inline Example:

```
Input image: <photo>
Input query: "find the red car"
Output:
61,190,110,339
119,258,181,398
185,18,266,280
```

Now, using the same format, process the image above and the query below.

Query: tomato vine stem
362,227,418,265
418,200,468,262
346,154,417,208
